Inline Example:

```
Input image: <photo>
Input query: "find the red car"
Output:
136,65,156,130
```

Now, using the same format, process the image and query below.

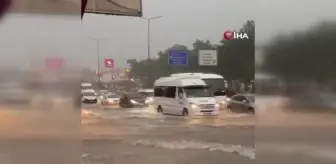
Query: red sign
104,59,114,68
45,57,64,71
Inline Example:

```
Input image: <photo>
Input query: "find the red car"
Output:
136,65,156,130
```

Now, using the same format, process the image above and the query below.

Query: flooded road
81,106,255,164
0,99,335,164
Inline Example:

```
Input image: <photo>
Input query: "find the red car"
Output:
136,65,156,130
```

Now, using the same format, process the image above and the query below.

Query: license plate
203,112,212,116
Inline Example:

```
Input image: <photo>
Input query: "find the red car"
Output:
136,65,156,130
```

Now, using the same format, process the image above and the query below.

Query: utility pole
88,37,109,84
141,16,162,87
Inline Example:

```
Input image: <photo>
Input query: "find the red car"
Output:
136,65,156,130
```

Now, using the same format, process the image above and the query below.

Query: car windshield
82,86,93,90
183,86,211,98
108,94,119,98
139,92,154,97
202,78,226,95
245,95,255,102
83,92,95,96
127,93,143,99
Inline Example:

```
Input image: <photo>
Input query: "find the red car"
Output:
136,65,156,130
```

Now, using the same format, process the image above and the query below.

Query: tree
262,21,336,83
261,21,336,111
129,20,255,87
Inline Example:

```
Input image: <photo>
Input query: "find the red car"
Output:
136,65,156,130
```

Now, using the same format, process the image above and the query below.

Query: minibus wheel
157,106,163,113
182,108,189,116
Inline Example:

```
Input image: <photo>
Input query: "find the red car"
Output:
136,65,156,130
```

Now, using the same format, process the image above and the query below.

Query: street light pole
88,37,108,84
147,19,150,60
96,40,100,83
141,16,162,86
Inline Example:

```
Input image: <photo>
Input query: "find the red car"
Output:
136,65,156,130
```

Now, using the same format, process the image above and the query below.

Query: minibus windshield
183,86,211,98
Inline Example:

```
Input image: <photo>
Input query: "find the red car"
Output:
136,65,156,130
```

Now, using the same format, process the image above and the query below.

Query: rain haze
0,1,335,164
0,0,334,69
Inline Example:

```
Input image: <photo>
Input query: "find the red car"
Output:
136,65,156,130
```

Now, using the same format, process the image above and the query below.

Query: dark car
226,94,255,114
119,92,147,108
214,88,237,97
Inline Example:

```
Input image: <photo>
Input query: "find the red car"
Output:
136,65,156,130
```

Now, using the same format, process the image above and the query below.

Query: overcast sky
0,0,334,70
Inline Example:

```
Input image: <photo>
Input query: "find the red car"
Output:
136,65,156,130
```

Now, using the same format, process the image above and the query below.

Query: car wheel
226,105,232,112
182,108,189,116
247,107,255,114
157,106,163,113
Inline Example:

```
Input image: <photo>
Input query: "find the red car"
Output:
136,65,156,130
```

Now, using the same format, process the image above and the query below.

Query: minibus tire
157,106,163,113
182,108,189,116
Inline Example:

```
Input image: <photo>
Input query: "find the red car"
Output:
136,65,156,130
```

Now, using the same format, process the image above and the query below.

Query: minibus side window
177,87,184,98
165,87,176,98
154,86,163,97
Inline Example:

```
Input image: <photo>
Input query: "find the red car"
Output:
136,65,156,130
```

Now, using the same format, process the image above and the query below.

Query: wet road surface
0,98,335,164
81,105,255,164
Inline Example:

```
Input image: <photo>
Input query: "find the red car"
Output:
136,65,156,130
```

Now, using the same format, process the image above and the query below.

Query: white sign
198,50,217,66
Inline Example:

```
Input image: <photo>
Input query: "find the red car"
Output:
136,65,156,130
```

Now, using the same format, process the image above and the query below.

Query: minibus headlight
190,104,198,109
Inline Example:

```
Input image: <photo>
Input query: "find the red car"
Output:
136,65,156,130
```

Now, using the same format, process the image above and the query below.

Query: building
99,68,130,83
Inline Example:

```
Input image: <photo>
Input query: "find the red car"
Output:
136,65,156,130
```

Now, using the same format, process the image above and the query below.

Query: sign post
198,50,217,66
168,50,188,66
104,59,114,68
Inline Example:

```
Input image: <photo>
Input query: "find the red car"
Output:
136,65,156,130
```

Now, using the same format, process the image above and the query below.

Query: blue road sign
168,50,188,66
126,62,131,68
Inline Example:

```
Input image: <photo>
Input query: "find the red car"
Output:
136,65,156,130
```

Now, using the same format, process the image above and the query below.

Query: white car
3,88,31,104
81,88,95,94
138,89,154,104
153,77,220,116
0,82,31,104
81,91,97,104
81,82,94,90
101,93,120,106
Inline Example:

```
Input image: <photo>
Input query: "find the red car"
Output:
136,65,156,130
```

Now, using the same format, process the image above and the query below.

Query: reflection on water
81,106,254,128
187,113,254,127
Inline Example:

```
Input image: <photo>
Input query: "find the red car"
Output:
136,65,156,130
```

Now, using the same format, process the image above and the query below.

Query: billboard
10,0,80,15
104,58,114,68
45,57,64,71
85,0,142,17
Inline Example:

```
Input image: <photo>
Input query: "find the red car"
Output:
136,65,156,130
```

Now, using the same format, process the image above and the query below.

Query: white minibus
170,73,228,102
153,77,220,116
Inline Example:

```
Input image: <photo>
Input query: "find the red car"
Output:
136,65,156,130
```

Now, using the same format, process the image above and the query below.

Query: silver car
226,94,255,114
2,88,31,104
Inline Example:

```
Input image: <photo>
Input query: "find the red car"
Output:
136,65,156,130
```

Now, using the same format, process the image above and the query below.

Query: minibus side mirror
178,93,184,99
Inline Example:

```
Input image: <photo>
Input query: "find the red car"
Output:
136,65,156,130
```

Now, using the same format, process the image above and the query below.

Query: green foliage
129,20,255,87
262,21,336,83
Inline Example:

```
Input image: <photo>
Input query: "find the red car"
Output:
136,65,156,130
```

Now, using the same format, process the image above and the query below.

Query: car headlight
215,103,220,108
190,104,198,109
145,97,153,103
130,100,138,104
221,100,227,104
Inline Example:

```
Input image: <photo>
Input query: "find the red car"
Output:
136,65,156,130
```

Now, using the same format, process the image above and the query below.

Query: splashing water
133,139,255,160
